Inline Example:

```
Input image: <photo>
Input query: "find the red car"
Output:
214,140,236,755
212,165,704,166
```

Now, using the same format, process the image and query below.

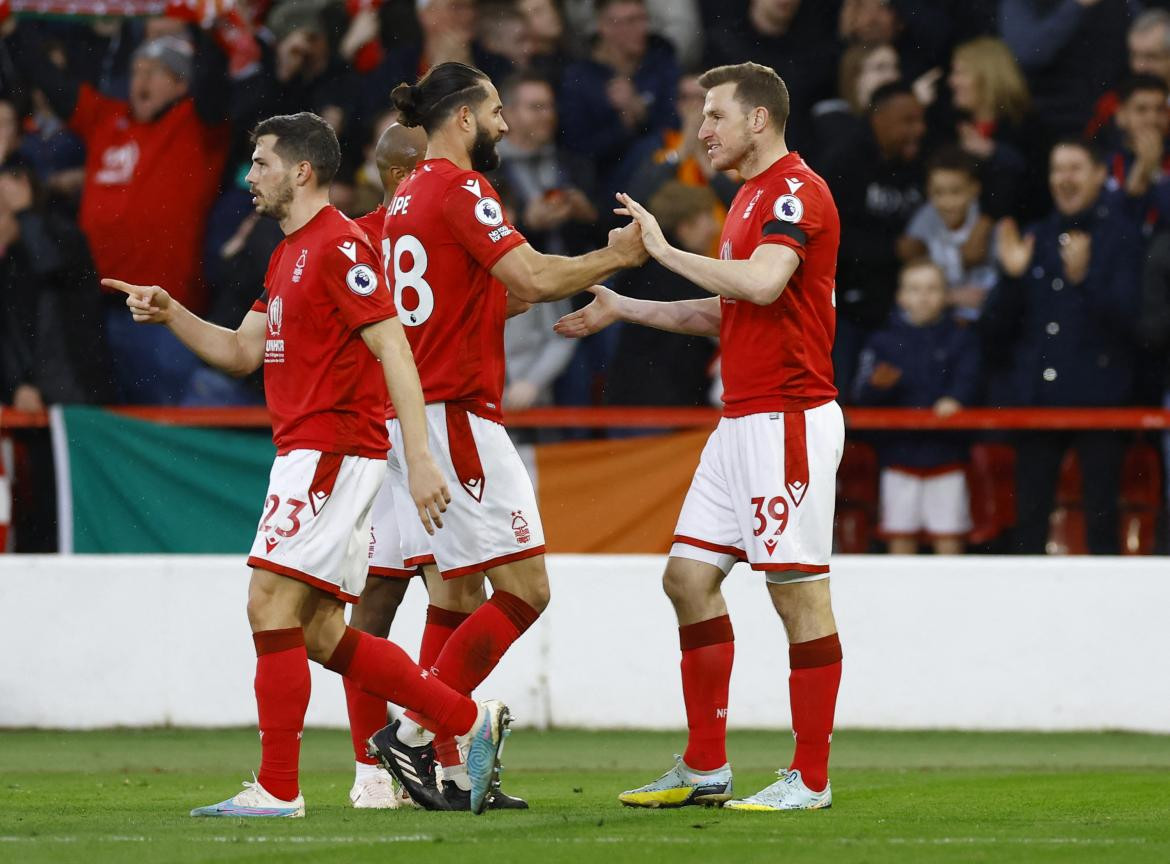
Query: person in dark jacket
559,0,679,200
819,79,927,398
854,259,980,555
605,181,720,408
983,138,1142,554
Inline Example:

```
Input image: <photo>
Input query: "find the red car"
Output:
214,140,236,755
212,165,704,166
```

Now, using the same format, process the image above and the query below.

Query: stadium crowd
1,0,1168,553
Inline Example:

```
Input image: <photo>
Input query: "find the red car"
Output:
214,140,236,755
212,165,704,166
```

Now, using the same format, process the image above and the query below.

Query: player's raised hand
994,218,1034,278
552,285,622,338
614,192,664,262
101,278,175,324
408,452,451,535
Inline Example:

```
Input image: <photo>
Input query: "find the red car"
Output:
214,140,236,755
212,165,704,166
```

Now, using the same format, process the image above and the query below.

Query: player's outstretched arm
360,317,451,535
615,193,800,305
491,221,649,304
553,285,721,339
101,278,265,377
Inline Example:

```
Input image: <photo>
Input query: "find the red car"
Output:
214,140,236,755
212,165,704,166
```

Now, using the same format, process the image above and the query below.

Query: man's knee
487,555,550,614
246,569,303,632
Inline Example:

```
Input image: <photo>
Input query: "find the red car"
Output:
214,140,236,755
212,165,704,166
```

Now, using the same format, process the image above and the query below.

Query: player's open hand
102,278,174,324
614,193,664,262
552,285,622,338
995,218,1034,278
408,452,451,535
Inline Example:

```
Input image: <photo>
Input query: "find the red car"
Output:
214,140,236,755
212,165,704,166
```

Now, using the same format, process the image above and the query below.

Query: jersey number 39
382,234,434,326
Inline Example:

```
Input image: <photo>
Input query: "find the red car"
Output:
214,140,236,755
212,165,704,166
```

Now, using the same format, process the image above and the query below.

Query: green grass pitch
1,728,1168,863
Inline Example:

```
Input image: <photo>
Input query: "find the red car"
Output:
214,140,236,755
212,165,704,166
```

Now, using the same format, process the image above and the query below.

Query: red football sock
253,628,310,802
405,592,540,730
343,677,386,765
679,615,735,771
326,626,477,737
788,633,843,793
419,605,471,768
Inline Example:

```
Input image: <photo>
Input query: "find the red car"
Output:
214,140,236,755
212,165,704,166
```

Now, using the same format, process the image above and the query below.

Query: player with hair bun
366,61,648,810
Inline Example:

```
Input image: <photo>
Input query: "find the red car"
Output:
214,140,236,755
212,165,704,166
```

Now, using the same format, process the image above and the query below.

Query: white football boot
349,766,409,809
190,776,305,817
722,768,831,811
618,756,733,808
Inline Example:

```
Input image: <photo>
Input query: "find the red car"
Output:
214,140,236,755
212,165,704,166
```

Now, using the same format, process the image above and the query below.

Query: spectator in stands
939,36,1040,220
811,42,901,156
999,0,1133,142
853,259,980,555
369,0,511,109
982,139,1141,555
902,148,997,320
517,0,570,82
702,0,836,153
1137,226,1170,517
563,0,703,69
820,80,927,398
478,2,537,75
605,182,720,408
1086,8,1170,140
494,72,600,257
504,302,578,417
626,74,741,216
1097,75,1170,232
838,0,952,80
0,155,113,410
560,0,679,196
3,23,230,404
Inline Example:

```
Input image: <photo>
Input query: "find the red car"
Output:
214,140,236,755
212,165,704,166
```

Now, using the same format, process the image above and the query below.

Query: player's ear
296,160,313,188
751,106,769,134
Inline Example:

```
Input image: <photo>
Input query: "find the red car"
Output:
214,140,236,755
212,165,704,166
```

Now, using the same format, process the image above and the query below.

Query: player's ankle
397,717,436,747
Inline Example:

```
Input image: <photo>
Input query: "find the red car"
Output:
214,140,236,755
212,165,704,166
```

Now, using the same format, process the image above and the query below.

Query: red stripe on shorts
784,411,809,508
309,452,345,515
445,404,486,502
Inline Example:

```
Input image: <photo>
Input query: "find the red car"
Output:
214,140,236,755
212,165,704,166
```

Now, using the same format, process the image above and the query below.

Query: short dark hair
698,62,790,131
391,62,492,134
869,79,916,113
500,70,556,103
597,0,644,13
1120,73,1170,102
251,112,340,185
926,146,980,181
1050,136,1106,166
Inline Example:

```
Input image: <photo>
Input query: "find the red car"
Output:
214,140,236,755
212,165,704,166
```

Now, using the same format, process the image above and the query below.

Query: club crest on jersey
774,194,804,223
346,263,378,296
474,197,504,227
292,248,308,283
742,189,764,219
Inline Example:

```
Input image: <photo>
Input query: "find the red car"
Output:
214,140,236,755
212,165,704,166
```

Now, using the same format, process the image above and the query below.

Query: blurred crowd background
2,0,1170,554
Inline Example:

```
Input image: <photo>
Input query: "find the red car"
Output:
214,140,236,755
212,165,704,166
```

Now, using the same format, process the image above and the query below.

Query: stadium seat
1047,450,1087,555
835,440,877,553
1119,441,1162,556
967,443,1016,545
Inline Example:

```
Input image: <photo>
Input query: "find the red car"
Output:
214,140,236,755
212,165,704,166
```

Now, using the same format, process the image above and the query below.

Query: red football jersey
354,204,399,421
72,84,228,313
251,206,397,458
717,151,839,417
383,158,527,420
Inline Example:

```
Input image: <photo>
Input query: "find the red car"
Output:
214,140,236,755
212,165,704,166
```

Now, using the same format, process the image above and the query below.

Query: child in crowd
901,148,997,320
853,260,981,554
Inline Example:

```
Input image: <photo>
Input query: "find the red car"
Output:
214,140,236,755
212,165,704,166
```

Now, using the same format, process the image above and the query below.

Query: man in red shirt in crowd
556,62,846,812
366,61,647,808
104,111,511,817
4,21,229,403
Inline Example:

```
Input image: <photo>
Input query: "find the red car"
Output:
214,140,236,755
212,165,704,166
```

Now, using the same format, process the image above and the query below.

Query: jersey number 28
382,234,434,326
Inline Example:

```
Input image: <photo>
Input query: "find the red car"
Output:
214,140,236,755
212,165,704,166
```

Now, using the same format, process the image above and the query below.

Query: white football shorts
367,428,434,579
671,400,845,582
879,467,972,538
246,449,386,603
387,403,545,579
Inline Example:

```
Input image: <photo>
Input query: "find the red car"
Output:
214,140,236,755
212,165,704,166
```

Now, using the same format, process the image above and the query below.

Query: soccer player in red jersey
103,112,511,817
343,121,435,809
367,62,648,802
556,62,845,811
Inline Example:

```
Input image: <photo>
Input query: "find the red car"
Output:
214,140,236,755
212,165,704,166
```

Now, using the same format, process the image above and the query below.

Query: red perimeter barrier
4,405,1170,430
